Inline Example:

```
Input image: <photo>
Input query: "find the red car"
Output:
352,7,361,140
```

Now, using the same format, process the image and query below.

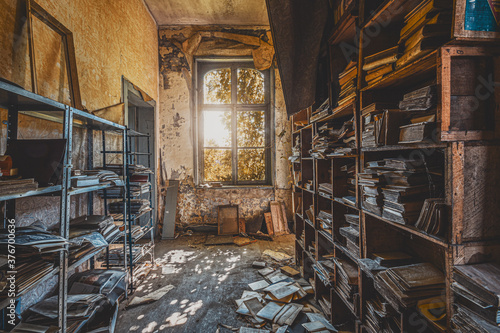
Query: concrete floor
116,233,295,333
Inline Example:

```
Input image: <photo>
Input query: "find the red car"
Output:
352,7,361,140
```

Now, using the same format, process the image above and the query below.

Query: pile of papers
68,232,108,266
0,227,67,259
25,294,107,332
0,178,38,195
236,261,340,332
70,215,120,243
71,170,124,188
0,257,55,300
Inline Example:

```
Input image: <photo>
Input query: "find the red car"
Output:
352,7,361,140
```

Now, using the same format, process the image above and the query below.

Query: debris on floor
234,236,258,247
262,249,292,262
126,284,175,307
225,262,338,332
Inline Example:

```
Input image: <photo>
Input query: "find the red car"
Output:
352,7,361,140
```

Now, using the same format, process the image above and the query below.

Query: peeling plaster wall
0,0,158,311
158,26,292,227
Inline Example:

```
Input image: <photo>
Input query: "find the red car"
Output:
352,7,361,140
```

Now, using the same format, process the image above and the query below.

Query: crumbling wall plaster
158,26,292,227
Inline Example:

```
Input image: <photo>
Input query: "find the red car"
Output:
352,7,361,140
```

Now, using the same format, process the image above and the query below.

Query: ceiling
144,0,269,26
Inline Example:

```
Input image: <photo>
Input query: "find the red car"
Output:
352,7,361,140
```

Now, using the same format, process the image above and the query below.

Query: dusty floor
116,233,295,333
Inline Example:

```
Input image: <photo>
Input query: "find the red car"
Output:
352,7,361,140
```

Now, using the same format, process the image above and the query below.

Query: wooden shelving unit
291,1,500,332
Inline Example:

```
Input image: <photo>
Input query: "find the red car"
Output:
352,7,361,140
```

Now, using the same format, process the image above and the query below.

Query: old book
383,200,424,214
256,302,283,321
243,297,265,320
399,122,436,143
365,63,393,82
401,0,452,39
395,40,439,69
454,263,500,307
404,24,450,50
302,321,327,332
403,84,436,101
252,261,266,268
258,267,274,276
269,284,300,300
274,303,303,326
373,251,414,267
280,266,300,277
361,102,399,116
248,280,270,291
338,65,358,86
363,46,400,71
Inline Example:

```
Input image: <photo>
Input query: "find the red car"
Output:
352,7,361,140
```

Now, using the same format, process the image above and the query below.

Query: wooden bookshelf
291,1,500,332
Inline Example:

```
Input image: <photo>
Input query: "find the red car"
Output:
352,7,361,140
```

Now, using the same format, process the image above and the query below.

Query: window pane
204,111,231,147
238,149,265,181
204,149,232,182
204,69,231,104
237,68,265,104
237,111,265,147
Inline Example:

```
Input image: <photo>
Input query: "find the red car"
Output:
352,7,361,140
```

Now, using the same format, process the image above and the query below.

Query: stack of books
345,213,359,232
25,294,108,332
363,46,400,86
310,121,346,158
316,210,333,234
359,165,385,216
70,215,121,244
452,263,500,331
313,260,335,286
398,84,438,144
340,224,360,257
0,178,38,195
375,262,445,310
0,259,54,301
365,295,401,333
396,0,452,69
361,103,399,148
382,158,442,225
318,182,333,198
360,157,443,225
312,118,356,157
337,61,357,107
334,257,359,305
310,99,330,122
68,231,108,265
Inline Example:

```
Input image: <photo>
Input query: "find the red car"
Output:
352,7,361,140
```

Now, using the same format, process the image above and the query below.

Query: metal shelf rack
0,80,128,331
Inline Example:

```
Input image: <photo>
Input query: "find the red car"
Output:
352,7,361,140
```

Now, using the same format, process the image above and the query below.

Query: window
197,61,271,185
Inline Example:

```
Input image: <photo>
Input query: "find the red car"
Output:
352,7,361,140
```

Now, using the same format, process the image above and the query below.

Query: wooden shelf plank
363,210,449,247
361,142,447,152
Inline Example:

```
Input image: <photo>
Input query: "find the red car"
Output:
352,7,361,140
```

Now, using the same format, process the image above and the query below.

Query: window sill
195,185,274,190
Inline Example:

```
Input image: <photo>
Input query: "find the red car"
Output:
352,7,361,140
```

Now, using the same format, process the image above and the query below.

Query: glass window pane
204,69,231,104
238,149,266,181
237,111,265,147
204,111,231,147
204,149,232,182
237,68,265,104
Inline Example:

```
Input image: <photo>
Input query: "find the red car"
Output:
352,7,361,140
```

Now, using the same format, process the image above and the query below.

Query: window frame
195,59,272,186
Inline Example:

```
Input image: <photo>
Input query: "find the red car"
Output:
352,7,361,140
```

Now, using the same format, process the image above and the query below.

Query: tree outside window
198,61,271,185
